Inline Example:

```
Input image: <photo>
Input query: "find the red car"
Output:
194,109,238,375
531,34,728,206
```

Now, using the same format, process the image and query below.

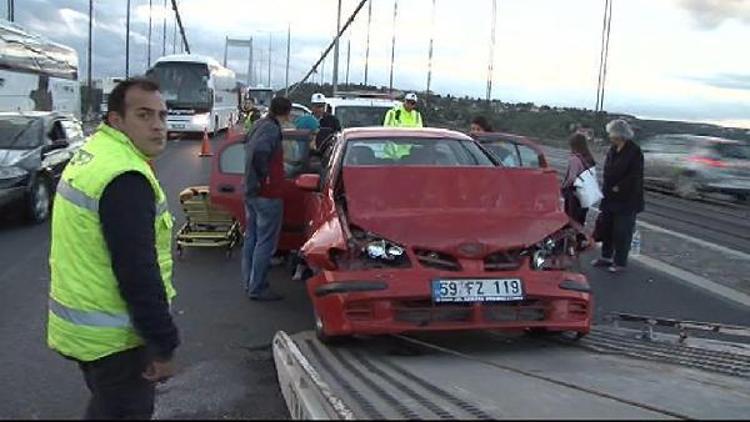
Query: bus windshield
247,89,274,107
147,62,211,110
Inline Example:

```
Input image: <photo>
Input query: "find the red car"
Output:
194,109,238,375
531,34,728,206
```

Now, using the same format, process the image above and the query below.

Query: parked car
639,134,750,201
294,127,591,343
0,112,85,223
210,128,320,252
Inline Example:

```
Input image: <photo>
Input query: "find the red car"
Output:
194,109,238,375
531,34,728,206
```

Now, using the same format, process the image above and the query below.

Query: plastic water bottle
631,229,641,256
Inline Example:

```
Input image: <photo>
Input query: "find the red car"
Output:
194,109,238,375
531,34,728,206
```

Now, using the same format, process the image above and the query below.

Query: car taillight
689,156,727,168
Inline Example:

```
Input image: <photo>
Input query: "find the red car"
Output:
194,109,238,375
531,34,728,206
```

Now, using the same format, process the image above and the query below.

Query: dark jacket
99,172,179,361
601,140,645,214
319,113,341,132
245,116,285,198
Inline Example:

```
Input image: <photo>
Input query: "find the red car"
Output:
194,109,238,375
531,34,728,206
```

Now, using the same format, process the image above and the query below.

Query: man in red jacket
243,96,292,301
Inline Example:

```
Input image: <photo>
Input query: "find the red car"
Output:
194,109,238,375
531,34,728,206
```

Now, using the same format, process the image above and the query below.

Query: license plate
171,124,186,130
432,279,524,303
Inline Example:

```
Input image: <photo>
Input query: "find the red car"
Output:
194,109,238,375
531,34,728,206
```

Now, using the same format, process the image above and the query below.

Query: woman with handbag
561,133,597,226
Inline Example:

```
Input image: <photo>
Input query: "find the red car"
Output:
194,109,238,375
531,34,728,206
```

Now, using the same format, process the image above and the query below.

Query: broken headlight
525,227,580,271
330,226,411,270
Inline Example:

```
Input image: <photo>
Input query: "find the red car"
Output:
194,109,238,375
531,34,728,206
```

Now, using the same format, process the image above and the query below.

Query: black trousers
77,347,155,420
599,210,637,267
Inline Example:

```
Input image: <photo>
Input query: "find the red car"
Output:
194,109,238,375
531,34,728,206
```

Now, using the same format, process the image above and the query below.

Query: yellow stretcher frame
175,186,242,259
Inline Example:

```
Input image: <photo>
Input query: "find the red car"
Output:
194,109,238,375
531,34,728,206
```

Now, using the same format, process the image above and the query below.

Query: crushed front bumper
308,266,592,337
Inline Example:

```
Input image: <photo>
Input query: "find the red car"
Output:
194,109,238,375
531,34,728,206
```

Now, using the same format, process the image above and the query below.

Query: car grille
393,300,546,324
394,300,473,323
344,302,374,321
482,300,545,322
414,248,462,271
483,249,524,271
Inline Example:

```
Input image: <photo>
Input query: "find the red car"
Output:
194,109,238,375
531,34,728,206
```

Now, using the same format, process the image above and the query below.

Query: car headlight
0,166,28,180
526,228,580,271
191,113,210,127
329,226,411,270
365,239,405,261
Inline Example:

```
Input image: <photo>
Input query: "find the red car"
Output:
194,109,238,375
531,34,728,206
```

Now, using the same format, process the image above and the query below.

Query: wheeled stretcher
175,186,242,258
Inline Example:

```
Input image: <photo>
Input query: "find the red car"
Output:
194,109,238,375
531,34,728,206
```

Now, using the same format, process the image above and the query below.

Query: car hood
342,167,569,252
0,148,35,167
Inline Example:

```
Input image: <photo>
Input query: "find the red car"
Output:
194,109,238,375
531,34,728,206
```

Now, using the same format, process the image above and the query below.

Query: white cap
405,93,418,102
311,93,326,104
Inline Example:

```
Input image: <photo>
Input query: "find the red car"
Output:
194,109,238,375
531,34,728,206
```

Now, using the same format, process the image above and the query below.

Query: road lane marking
631,254,750,309
588,207,750,261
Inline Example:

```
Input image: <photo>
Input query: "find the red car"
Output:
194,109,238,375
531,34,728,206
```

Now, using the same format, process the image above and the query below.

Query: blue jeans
242,196,283,295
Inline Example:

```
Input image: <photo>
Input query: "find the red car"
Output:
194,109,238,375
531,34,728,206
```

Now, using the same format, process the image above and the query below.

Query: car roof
292,103,311,113
0,111,74,121
342,127,475,141
326,97,400,108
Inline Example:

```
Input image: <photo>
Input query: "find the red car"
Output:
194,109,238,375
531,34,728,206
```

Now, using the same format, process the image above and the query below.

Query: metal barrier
604,312,750,343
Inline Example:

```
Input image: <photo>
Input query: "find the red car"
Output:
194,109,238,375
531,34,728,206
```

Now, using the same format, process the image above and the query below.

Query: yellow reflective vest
383,104,424,128
48,124,176,362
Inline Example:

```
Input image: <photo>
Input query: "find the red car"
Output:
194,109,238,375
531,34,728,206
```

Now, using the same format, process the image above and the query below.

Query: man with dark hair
243,96,293,301
48,77,179,419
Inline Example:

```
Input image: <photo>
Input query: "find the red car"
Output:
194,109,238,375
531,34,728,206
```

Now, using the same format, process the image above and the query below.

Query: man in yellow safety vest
383,92,424,159
47,78,179,419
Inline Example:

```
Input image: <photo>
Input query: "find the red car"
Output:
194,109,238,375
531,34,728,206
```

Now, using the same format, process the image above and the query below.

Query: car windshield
344,137,495,166
147,62,211,110
335,106,392,128
0,116,42,149
247,89,274,107
714,143,750,160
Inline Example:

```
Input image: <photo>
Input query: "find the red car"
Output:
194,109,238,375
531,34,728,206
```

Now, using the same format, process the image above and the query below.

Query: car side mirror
295,173,321,192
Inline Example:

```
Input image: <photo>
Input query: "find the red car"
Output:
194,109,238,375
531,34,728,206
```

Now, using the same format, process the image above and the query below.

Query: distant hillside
281,83,750,144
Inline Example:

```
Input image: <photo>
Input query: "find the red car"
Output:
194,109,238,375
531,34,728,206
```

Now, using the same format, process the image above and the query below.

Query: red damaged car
295,127,592,342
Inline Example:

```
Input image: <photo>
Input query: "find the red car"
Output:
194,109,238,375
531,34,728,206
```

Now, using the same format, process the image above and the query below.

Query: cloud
690,73,750,91
676,0,750,30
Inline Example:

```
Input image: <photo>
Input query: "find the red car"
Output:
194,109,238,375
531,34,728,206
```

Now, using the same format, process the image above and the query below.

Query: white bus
95,77,125,113
0,19,81,118
147,54,238,136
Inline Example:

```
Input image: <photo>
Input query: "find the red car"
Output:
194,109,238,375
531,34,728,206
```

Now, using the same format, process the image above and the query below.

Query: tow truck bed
274,323,750,419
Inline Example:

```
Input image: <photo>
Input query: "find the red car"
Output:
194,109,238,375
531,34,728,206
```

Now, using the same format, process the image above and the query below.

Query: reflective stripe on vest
49,297,132,328
57,179,169,216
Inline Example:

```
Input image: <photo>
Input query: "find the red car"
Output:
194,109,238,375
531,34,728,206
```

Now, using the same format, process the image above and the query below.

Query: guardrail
604,312,750,343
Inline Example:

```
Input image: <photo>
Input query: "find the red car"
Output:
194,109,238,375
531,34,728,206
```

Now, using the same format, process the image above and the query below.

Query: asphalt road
0,134,748,419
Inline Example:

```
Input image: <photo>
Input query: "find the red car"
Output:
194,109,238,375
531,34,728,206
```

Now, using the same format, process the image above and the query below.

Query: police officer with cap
310,93,341,151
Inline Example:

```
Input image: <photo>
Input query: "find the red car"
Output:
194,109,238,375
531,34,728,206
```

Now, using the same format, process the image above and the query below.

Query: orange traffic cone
199,127,213,157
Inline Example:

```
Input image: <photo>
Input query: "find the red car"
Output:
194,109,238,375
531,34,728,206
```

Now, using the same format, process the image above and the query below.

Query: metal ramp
273,322,750,420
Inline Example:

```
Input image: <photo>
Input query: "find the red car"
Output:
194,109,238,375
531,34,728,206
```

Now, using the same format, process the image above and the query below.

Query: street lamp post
332,0,342,96
126,0,131,77
162,0,167,56
148,0,152,67
87,0,94,116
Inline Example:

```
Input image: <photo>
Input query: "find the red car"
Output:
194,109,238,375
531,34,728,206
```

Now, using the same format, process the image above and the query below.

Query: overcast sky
7,0,750,128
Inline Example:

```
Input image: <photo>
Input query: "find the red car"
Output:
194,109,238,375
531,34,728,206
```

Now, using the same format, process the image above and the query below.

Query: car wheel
314,311,349,345
675,174,699,200
26,176,51,224
213,116,220,138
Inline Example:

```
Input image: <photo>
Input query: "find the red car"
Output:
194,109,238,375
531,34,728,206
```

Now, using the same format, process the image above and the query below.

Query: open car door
472,132,549,169
209,129,317,252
